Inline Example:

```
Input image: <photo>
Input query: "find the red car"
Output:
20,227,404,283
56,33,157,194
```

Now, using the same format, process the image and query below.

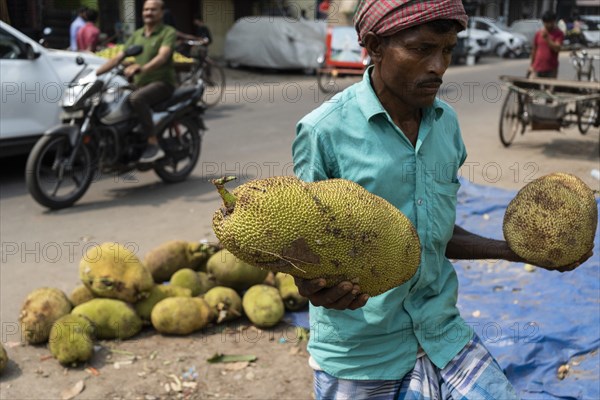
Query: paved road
1,53,598,340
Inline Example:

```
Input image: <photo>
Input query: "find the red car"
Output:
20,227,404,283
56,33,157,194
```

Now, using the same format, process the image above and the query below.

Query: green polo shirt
124,23,176,87
292,67,472,380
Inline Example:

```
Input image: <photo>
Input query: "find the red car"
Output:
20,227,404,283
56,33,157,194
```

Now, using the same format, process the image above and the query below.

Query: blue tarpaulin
287,178,600,399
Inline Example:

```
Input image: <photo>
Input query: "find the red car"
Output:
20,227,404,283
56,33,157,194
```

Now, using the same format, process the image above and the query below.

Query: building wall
202,0,235,58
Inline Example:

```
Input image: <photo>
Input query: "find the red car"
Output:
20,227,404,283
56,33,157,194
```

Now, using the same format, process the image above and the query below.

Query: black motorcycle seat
153,87,198,112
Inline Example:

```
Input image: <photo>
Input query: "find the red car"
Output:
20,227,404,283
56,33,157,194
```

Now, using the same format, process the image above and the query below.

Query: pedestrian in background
69,6,88,51
529,11,564,78
76,9,100,52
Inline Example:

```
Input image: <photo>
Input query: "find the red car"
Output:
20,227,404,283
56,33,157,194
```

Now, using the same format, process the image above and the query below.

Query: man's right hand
294,278,369,310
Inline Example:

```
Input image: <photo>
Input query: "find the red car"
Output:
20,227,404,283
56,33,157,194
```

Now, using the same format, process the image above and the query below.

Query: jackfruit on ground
211,176,421,296
144,240,221,282
69,285,95,306
19,287,72,344
203,286,242,323
242,285,285,328
206,249,269,292
275,273,308,311
79,242,153,303
0,342,7,374
197,271,217,295
134,284,192,320
72,298,142,340
170,268,204,296
48,314,94,365
151,297,213,335
503,172,598,269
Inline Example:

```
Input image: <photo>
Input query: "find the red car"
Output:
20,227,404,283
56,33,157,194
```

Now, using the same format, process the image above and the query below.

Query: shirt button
417,199,423,206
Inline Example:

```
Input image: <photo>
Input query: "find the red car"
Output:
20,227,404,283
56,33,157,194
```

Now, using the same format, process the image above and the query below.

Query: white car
469,16,529,58
0,21,105,157
581,16,600,48
457,28,492,63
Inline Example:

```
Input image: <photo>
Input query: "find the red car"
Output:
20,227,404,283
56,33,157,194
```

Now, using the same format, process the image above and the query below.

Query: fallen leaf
61,380,85,400
85,367,100,376
40,355,53,361
207,353,257,364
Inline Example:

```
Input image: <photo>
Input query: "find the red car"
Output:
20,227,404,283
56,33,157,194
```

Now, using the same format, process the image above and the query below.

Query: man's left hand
124,64,142,78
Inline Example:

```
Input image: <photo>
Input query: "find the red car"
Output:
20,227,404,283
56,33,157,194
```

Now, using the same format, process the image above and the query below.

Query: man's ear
363,32,384,63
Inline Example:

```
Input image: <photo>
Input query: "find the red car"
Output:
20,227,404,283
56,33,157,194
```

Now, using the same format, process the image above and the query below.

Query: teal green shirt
124,23,176,87
292,67,472,380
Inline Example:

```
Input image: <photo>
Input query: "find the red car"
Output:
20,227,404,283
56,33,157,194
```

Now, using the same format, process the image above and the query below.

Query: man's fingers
294,277,325,297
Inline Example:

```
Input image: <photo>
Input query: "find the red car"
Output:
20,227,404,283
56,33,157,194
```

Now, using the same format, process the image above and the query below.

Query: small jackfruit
48,314,94,365
144,240,221,282
206,249,269,292
170,268,203,296
275,273,308,311
69,285,95,306
211,176,421,296
72,298,142,340
203,286,242,323
134,284,192,320
151,297,213,335
242,285,285,328
19,287,72,344
79,242,153,303
197,271,217,295
503,173,598,269
0,342,7,374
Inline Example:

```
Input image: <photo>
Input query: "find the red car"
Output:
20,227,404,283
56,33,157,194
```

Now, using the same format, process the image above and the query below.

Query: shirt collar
356,66,445,122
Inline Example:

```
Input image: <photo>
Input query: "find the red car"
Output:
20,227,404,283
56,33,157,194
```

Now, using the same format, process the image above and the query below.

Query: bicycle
179,39,226,108
570,48,599,133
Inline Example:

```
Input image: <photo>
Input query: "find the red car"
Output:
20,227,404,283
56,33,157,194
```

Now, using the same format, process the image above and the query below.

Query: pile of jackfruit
95,44,194,64
13,240,307,367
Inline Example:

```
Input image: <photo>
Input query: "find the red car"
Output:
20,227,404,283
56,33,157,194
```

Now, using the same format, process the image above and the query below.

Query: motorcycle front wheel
26,135,94,209
154,118,201,183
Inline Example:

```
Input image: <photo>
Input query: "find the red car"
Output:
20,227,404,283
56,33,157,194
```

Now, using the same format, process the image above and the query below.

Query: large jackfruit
206,249,269,291
151,297,213,335
79,242,153,303
211,176,421,296
503,172,598,269
71,298,142,340
145,240,221,282
48,314,94,365
134,284,192,321
0,342,7,374
19,287,72,344
242,285,285,328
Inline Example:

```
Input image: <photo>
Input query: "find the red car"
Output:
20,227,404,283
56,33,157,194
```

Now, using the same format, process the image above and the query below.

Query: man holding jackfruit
292,1,592,398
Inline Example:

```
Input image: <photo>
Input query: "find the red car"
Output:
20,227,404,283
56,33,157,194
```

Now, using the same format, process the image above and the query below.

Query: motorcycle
25,45,206,209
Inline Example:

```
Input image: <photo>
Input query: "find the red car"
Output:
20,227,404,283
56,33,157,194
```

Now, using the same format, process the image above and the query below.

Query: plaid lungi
313,334,519,400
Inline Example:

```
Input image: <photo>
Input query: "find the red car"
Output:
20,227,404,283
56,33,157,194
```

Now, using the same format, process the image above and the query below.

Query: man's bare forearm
445,225,522,262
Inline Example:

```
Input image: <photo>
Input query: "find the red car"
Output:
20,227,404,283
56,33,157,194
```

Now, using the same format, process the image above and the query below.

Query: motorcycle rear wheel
154,118,201,183
26,135,94,209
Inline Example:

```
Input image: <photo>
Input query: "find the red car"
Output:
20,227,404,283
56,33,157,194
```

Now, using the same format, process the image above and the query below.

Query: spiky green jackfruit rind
79,242,153,303
72,299,142,340
206,249,269,292
203,286,243,323
170,268,203,296
242,285,285,328
48,314,94,365
275,273,308,311
150,297,213,335
134,285,192,320
19,287,72,344
212,176,421,297
503,172,598,269
145,241,221,283
69,285,95,307
0,342,8,374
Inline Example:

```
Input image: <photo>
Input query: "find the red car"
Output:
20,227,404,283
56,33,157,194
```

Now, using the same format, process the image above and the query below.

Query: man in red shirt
76,9,100,52
529,11,564,78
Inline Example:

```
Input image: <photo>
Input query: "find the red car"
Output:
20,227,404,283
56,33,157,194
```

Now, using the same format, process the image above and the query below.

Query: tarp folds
224,17,327,70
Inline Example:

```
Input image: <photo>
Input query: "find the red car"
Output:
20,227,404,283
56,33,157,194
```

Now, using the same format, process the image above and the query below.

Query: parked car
469,16,529,58
0,21,105,158
581,16,600,47
224,17,326,72
457,28,492,63
508,19,543,51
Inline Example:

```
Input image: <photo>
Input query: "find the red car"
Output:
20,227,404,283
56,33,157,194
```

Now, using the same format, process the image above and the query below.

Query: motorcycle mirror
76,56,85,65
124,45,143,57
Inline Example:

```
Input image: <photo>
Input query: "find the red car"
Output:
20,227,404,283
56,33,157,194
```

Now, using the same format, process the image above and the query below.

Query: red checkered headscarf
353,0,468,45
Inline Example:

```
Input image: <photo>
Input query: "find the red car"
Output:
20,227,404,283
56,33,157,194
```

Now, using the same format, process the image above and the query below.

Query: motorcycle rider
96,0,176,162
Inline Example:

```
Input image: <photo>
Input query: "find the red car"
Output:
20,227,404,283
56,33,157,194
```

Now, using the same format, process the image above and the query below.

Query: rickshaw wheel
317,70,338,93
576,99,598,135
499,90,526,147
